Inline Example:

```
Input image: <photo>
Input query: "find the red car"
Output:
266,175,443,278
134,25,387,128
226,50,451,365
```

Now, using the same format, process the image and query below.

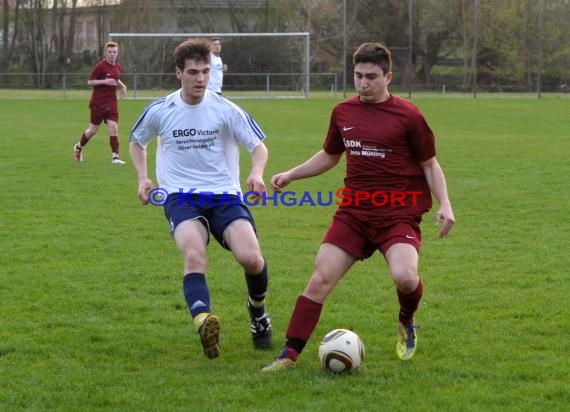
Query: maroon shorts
90,106,119,125
322,210,422,259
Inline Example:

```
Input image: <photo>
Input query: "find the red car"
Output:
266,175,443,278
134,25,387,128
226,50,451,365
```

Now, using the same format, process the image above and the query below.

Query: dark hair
211,37,221,42
353,43,392,74
174,39,211,70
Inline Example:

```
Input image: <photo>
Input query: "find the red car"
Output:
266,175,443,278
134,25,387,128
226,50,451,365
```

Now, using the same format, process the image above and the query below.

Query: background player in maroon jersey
74,41,127,164
263,42,455,371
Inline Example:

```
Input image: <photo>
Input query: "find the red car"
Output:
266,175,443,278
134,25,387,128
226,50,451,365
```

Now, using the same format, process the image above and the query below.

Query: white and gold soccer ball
318,329,365,373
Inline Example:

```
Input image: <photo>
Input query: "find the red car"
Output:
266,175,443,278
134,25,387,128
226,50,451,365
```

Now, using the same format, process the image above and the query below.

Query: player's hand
137,178,156,205
104,78,118,86
246,174,266,202
435,204,455,238
119,86,127,99
271,172,292,193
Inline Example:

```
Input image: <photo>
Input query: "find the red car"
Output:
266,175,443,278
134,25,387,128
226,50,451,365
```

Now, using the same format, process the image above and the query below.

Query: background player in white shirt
207,37,228,95
129,38,271,360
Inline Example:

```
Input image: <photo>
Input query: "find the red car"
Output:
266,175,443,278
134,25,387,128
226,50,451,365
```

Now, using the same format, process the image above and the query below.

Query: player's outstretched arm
271,150,341,192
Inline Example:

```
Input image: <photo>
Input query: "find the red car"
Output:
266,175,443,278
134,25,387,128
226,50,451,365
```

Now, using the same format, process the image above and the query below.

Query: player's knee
305,270,332,299
392,268,419,293
237,251,263,274
86,126,99,137
183,249,207,270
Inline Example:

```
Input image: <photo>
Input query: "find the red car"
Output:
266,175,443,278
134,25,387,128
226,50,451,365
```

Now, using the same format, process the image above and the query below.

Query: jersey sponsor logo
172,128,220,138
344,139,392,159
343,139,362,148
358,149,385,158
176,136,216,151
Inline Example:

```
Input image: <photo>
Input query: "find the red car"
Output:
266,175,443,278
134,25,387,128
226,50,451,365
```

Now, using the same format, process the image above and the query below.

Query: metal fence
1,71,568,99
0,72,340,99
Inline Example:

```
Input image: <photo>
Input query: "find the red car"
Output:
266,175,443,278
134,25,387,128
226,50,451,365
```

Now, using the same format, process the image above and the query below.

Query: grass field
1,94,569,411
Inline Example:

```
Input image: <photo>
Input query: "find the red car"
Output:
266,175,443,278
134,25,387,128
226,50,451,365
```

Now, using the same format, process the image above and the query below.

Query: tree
19,0,49,87
1,0,22,73
543,0,570,90
51,0,78,71
2,0,570,92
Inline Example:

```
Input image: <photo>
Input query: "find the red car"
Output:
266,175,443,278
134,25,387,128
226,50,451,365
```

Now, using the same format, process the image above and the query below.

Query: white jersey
130,89,265,196
207,53,224,93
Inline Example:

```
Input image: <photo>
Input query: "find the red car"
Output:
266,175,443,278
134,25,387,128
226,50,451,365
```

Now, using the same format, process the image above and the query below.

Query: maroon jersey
88,60,122,111
323,95,435,218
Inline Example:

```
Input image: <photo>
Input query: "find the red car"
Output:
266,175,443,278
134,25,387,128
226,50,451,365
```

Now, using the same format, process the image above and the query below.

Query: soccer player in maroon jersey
262,42,455,371
73,41,127,164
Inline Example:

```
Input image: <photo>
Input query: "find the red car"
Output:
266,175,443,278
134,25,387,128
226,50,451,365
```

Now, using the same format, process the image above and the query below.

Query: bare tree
19,0,49,87
2,0,570,92
1,0,22,73
51,0,78,70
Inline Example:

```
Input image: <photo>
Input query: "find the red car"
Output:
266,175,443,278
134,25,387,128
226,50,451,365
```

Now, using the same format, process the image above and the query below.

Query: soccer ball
318,329,365,373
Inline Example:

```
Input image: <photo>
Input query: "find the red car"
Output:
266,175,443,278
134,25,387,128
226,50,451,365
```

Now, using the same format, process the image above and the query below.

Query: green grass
1,94,569,411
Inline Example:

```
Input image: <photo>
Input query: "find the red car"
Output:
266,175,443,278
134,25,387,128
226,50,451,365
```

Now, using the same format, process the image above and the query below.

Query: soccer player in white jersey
207,37,228,95
129,38,272,359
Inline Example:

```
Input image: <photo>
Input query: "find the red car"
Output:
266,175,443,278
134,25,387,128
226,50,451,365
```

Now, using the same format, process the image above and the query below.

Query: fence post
62,72,67,99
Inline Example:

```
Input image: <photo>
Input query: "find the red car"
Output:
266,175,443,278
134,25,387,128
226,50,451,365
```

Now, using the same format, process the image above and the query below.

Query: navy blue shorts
164,193,257,249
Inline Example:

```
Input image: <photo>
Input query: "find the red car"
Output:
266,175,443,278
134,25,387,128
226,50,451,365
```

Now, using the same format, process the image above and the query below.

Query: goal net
109,32,310,99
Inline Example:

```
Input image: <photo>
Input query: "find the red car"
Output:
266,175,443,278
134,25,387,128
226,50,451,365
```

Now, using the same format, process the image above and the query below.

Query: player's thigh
173,219,209,264
304,243,356,302
224,219,263,267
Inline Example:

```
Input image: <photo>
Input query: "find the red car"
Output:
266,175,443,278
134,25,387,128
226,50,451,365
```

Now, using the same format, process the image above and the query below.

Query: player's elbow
324,153,342,170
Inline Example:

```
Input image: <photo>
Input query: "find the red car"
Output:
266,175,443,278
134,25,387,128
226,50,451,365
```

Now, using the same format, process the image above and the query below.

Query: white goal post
109,32,311,99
